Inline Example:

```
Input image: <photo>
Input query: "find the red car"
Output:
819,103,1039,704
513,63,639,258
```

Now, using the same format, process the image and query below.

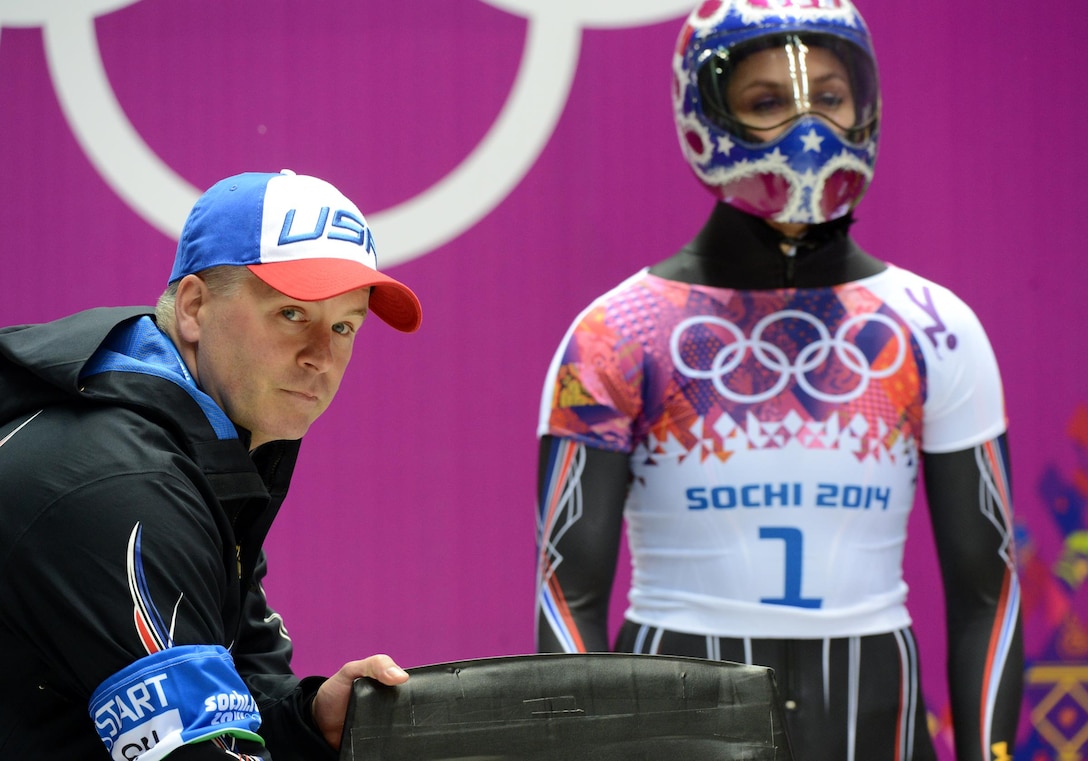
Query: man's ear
173,274,208,344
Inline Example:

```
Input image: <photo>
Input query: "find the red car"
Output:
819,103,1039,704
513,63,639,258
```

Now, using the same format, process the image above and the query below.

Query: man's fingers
339,654,409,686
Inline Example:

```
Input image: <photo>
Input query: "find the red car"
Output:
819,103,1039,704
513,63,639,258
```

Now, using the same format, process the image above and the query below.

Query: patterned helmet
673,0,880,224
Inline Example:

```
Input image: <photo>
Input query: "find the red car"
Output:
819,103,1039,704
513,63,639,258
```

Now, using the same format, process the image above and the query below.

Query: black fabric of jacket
0,307,334,760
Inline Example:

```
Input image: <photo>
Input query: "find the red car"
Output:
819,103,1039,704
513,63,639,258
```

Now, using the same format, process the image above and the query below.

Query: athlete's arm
922,433,1023,761
535,435,630,653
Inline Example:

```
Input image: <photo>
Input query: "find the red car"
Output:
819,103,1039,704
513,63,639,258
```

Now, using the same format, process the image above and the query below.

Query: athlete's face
185,272,370,450
725,44,856,142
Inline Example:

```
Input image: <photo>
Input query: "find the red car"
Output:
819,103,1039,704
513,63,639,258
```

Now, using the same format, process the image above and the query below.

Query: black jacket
0,307,334,760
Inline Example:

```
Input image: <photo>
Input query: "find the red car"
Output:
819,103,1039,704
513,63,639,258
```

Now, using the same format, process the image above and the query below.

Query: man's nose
299,332,333,371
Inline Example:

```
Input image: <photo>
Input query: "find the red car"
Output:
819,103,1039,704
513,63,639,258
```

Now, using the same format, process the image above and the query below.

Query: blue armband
89,644,264,760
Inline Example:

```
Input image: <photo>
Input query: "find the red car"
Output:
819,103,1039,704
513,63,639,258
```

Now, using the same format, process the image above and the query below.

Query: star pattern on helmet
801,128,825,153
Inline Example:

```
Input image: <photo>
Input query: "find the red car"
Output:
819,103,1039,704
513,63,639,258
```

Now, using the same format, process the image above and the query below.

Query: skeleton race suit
535,205,1024,761
535,1,1023,759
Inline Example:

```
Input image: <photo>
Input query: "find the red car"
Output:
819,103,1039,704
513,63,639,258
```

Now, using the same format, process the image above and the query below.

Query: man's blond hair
154,266,252,331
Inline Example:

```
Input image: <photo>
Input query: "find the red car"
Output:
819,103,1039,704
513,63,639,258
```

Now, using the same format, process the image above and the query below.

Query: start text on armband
90,645,265,760
94,674,170,742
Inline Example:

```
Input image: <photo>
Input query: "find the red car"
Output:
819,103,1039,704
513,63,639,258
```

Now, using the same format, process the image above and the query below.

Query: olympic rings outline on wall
669,309,909,404
0,0,694,267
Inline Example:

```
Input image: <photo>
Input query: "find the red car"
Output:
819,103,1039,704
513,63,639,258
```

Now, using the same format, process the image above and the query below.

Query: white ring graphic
670,309,908,404
1,0,693,267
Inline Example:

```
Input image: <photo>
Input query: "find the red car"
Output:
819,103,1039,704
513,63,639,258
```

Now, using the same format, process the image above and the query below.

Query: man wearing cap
0,170,421,760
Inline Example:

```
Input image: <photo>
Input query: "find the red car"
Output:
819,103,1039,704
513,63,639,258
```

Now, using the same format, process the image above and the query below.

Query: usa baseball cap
170,170,422,332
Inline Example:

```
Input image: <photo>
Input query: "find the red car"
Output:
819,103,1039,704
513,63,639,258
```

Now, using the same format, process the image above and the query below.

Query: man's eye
281,308,303,321
333,322,355,336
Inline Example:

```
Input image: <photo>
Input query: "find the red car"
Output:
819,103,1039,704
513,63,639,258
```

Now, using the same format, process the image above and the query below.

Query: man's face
192,272,371,449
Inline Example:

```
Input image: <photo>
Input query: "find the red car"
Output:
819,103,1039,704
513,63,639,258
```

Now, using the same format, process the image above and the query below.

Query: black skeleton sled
339,652,794,760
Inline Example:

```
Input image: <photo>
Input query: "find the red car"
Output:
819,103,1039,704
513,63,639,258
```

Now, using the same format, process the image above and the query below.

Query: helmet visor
696,33,878,144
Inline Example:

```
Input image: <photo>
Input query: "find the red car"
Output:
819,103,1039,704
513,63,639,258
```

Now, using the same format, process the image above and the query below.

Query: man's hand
311,654,409,748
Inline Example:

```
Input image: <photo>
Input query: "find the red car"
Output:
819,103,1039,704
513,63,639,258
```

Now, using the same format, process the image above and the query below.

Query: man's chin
248,421,314,449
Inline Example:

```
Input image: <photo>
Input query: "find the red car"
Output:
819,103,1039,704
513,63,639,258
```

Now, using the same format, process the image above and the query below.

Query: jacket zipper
783,245,797,286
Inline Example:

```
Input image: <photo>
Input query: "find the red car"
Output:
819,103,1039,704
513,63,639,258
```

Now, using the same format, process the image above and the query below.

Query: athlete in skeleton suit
535,3,1023,761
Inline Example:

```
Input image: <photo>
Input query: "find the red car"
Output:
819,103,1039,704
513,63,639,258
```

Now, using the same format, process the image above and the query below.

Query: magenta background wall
2,2,1085,757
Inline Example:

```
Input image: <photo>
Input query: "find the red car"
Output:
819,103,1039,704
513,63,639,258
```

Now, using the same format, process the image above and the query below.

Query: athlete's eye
810,88,852,120
750,94,790,115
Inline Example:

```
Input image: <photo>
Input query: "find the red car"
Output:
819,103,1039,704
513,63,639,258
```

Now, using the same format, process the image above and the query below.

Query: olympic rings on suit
669,309,908,404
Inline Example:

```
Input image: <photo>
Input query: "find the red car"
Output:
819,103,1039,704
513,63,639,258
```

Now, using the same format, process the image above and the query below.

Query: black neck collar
650,203,886,289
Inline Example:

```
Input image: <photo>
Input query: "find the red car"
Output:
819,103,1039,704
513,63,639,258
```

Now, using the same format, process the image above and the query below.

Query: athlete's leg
615,623,937,761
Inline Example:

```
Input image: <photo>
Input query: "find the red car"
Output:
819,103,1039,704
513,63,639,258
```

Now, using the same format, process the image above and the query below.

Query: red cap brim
247,259,422,333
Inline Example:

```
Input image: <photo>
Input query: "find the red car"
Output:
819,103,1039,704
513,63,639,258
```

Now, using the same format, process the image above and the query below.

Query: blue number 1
759,527,822,609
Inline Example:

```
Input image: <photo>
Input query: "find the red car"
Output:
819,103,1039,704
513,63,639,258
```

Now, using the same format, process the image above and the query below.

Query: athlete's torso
539,265,1004,637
